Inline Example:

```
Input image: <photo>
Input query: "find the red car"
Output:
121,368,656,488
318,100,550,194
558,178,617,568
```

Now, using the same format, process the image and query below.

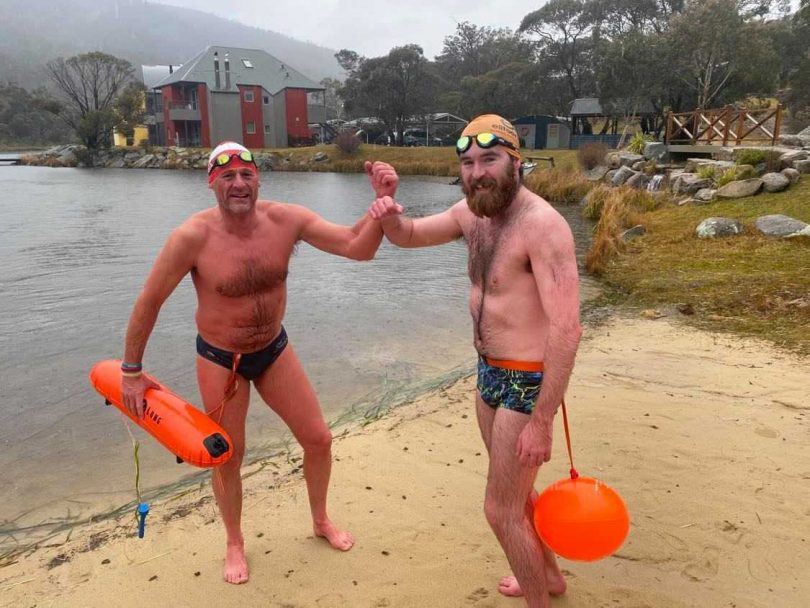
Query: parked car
403,128,444,147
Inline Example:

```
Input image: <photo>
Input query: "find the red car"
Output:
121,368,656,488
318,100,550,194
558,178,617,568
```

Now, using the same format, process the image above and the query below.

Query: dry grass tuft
524,167,593,204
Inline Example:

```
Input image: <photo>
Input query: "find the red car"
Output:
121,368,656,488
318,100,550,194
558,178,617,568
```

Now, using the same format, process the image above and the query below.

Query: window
264,124,271,134
246,121,255,134
263,95,270,105
241,59,254,68
244,90,254,102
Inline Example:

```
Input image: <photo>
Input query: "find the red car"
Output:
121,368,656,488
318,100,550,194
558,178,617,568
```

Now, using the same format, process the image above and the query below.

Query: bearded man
367,115,582,608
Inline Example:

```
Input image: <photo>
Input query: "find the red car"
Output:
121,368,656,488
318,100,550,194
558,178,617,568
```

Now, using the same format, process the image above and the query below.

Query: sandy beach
2,316,808,608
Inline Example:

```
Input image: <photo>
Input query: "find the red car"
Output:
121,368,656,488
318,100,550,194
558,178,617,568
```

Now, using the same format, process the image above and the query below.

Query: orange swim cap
461,114,521,159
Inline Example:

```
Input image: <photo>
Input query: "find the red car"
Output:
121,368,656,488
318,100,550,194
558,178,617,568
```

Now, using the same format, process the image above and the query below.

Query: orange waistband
483,357,544,373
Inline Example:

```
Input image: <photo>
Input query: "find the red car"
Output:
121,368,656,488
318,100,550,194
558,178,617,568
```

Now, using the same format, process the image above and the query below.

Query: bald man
121,141,398,584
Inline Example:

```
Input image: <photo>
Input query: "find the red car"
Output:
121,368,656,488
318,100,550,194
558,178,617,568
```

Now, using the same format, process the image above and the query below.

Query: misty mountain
0,0,343,89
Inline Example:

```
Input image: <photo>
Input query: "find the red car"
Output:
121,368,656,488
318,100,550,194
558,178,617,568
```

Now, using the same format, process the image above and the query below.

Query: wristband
121,370,143,378
121,362,143,371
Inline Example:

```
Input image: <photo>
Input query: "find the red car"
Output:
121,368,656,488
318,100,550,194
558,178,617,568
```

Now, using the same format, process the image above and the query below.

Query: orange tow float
89,359,232,468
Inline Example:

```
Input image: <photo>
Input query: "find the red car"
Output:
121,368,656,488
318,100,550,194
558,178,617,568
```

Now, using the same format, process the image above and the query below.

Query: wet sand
2,317,808,608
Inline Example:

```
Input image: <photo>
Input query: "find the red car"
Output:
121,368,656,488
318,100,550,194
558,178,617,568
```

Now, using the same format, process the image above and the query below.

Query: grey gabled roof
153,46,323,95
570,98,604,116
571,97,656,116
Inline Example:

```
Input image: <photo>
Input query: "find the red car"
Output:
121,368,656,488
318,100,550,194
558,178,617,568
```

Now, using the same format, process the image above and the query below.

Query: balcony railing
168,100,198,111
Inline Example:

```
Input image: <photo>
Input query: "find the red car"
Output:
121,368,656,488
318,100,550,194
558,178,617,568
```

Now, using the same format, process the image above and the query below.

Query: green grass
261,144,578,177
593,179,810,354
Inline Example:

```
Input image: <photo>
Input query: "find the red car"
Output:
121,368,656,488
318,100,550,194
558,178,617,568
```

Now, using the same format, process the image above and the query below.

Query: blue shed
513,115,571,149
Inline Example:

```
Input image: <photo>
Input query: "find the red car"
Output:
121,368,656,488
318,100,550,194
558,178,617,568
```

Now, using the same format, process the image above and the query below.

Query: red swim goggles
208,150,256,174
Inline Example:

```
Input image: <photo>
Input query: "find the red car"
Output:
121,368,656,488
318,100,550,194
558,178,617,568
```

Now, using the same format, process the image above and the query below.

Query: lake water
0,165,595,550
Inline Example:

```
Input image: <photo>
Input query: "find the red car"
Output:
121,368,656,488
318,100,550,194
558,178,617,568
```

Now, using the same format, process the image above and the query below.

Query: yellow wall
113,125,149,147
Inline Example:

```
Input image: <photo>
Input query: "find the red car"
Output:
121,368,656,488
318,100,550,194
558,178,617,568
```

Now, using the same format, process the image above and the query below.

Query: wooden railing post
735,107,746,145
773,105,783,146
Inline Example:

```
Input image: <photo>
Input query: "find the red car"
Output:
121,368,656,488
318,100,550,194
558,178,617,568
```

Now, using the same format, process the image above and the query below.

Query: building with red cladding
149,46,325,148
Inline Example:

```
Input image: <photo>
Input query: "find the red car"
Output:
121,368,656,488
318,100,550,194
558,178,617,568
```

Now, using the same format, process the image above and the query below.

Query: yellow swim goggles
208,150,256,174
455,132,517,155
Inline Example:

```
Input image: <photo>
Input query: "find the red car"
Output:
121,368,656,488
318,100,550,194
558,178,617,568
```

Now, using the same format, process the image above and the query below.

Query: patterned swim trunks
477,355,544,415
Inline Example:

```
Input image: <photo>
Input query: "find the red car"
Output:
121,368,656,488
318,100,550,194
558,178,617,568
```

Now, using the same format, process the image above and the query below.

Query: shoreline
2,314,808,607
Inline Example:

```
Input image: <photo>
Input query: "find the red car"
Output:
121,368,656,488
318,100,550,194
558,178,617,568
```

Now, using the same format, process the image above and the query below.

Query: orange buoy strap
560,399,579,480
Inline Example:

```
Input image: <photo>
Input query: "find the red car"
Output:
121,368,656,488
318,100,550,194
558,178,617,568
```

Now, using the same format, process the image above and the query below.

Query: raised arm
122,221,203,417
517,208,582,467
369,197,465,248
296,205,383,261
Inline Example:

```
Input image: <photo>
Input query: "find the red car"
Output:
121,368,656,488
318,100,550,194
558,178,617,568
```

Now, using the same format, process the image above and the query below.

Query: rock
694,188,717,203
131,154,155,168
696,217,743,238
312,152,329,162
716,178,763,199
611,165,636,186
605,169,618,183
761,172,791,193
672,173,713,195
641,309,664,319
684,158,733,173
618,153,644,167
781,168,801,184
786,226,810,240
631,160,646,171
643,142,667,161
584,165,608,181
606,152,622,170
625,172,650,190
794,159,810,174
755,214,808,237
778,150,808,169
677,303,695,316
622,225,647,241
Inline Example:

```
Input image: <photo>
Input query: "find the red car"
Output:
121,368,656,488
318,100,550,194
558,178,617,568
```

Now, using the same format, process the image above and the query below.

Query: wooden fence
665,105,782,146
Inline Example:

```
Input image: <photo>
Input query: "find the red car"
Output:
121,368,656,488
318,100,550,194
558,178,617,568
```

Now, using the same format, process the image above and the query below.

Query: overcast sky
155,0,546,59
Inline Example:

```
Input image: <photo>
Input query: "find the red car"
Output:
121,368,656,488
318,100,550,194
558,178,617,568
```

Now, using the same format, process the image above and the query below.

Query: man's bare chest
196,232,296,298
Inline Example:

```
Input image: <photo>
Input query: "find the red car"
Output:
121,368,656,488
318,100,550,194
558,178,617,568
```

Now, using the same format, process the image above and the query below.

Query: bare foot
314,520,354,551
223,543,249,584
497,572,567,598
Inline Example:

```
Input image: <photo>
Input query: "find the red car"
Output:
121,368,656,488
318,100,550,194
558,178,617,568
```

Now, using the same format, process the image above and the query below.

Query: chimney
224,53,231,90
214,52,221,90
169,64,173,74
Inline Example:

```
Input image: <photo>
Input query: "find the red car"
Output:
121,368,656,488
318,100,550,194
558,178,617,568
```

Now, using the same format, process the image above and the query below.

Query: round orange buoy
534,476,629,561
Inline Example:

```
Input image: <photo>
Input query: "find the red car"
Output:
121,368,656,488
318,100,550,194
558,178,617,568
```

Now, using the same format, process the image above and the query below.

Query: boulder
611,165,637,186
672,173,713,195
755,214,808,237
694,188,717,203
716,178,763,199
779,150,808,169
622,225,647,241
761,172,791,193
794,159,810,174
643,142,668,161
583,165,609,182
696,217,743,238
618,153,644,167
781,168,801,184
625,172,650,190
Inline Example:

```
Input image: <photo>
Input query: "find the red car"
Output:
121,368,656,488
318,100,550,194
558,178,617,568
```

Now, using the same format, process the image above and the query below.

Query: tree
319,77,344,120
666,0,747,108
339,45,439,145
519,0,597,100
114,82,146,144
0,84,71,144
45,51,134,150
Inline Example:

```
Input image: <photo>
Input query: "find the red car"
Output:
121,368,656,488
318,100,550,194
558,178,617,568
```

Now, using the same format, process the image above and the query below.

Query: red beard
462,161,519,218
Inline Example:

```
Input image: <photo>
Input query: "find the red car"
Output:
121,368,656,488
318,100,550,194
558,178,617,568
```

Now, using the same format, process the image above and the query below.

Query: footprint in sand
466,587,489,603
681,545,720,582
754,426,779,439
